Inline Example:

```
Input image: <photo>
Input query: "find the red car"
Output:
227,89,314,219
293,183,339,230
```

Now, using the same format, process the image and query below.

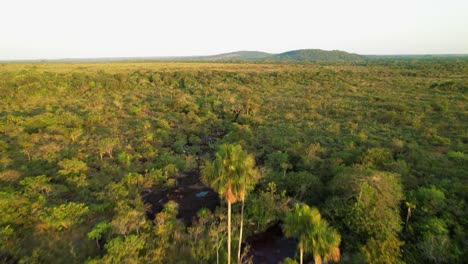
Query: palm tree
235,150,260,264
201,144,259,264
311,223,341,264
283,203,309,264
283,204,341,264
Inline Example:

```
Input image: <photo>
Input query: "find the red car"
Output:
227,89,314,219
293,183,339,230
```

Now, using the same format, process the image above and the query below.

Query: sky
1,0,467,60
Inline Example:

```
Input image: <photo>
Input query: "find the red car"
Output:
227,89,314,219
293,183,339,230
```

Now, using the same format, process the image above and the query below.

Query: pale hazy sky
1,0,467,60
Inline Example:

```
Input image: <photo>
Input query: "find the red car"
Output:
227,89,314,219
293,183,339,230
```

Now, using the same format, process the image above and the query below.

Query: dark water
143,173,297,263
248,223,297,264
142,173,219,225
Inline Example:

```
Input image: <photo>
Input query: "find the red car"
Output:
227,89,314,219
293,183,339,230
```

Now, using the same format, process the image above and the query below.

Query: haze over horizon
1,0,467,60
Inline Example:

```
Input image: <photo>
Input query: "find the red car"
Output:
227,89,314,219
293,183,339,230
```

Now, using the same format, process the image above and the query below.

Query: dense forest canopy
0,59,467,263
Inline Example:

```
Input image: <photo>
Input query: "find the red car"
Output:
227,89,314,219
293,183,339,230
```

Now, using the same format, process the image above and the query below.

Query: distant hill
195,49,365,62
203,51,274,61
274,49,364,62
0,49,367,63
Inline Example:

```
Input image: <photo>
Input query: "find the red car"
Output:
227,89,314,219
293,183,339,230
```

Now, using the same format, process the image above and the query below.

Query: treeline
0,60,467,263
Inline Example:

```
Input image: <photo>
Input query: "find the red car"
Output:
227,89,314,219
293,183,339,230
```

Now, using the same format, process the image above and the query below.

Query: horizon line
1,50,468,63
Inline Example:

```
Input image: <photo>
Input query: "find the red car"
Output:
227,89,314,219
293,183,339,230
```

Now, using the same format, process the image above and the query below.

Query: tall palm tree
284,203,309,264
235,150,260,264
201,144,259,264
311,222,341,264
283,204,341,264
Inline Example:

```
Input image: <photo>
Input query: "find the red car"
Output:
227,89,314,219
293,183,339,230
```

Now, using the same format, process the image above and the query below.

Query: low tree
97,138,118,160
20,175,52,197
87,221,111,249
246,182,290,232
41,202,89,231
88,234,146,264
327,168,404,263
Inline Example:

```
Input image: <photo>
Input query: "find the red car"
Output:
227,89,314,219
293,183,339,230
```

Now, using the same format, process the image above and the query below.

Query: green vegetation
0,59,466,263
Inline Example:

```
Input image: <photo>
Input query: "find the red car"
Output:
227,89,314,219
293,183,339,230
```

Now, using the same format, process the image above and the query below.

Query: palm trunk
300,246,303,264
228,201,232,264
215,230,220,264
237,199,245,264
314,254,322,264
406,207,412,228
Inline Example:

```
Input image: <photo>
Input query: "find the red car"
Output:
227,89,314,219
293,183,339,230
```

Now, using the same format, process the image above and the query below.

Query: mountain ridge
197,49,365,62
0,49,366,62
275,49,364,62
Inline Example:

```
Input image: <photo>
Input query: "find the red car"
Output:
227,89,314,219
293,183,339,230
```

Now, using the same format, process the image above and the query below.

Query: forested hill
196,49,365,62
13,49,365,63
274,49,364,62
199,51,273,61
